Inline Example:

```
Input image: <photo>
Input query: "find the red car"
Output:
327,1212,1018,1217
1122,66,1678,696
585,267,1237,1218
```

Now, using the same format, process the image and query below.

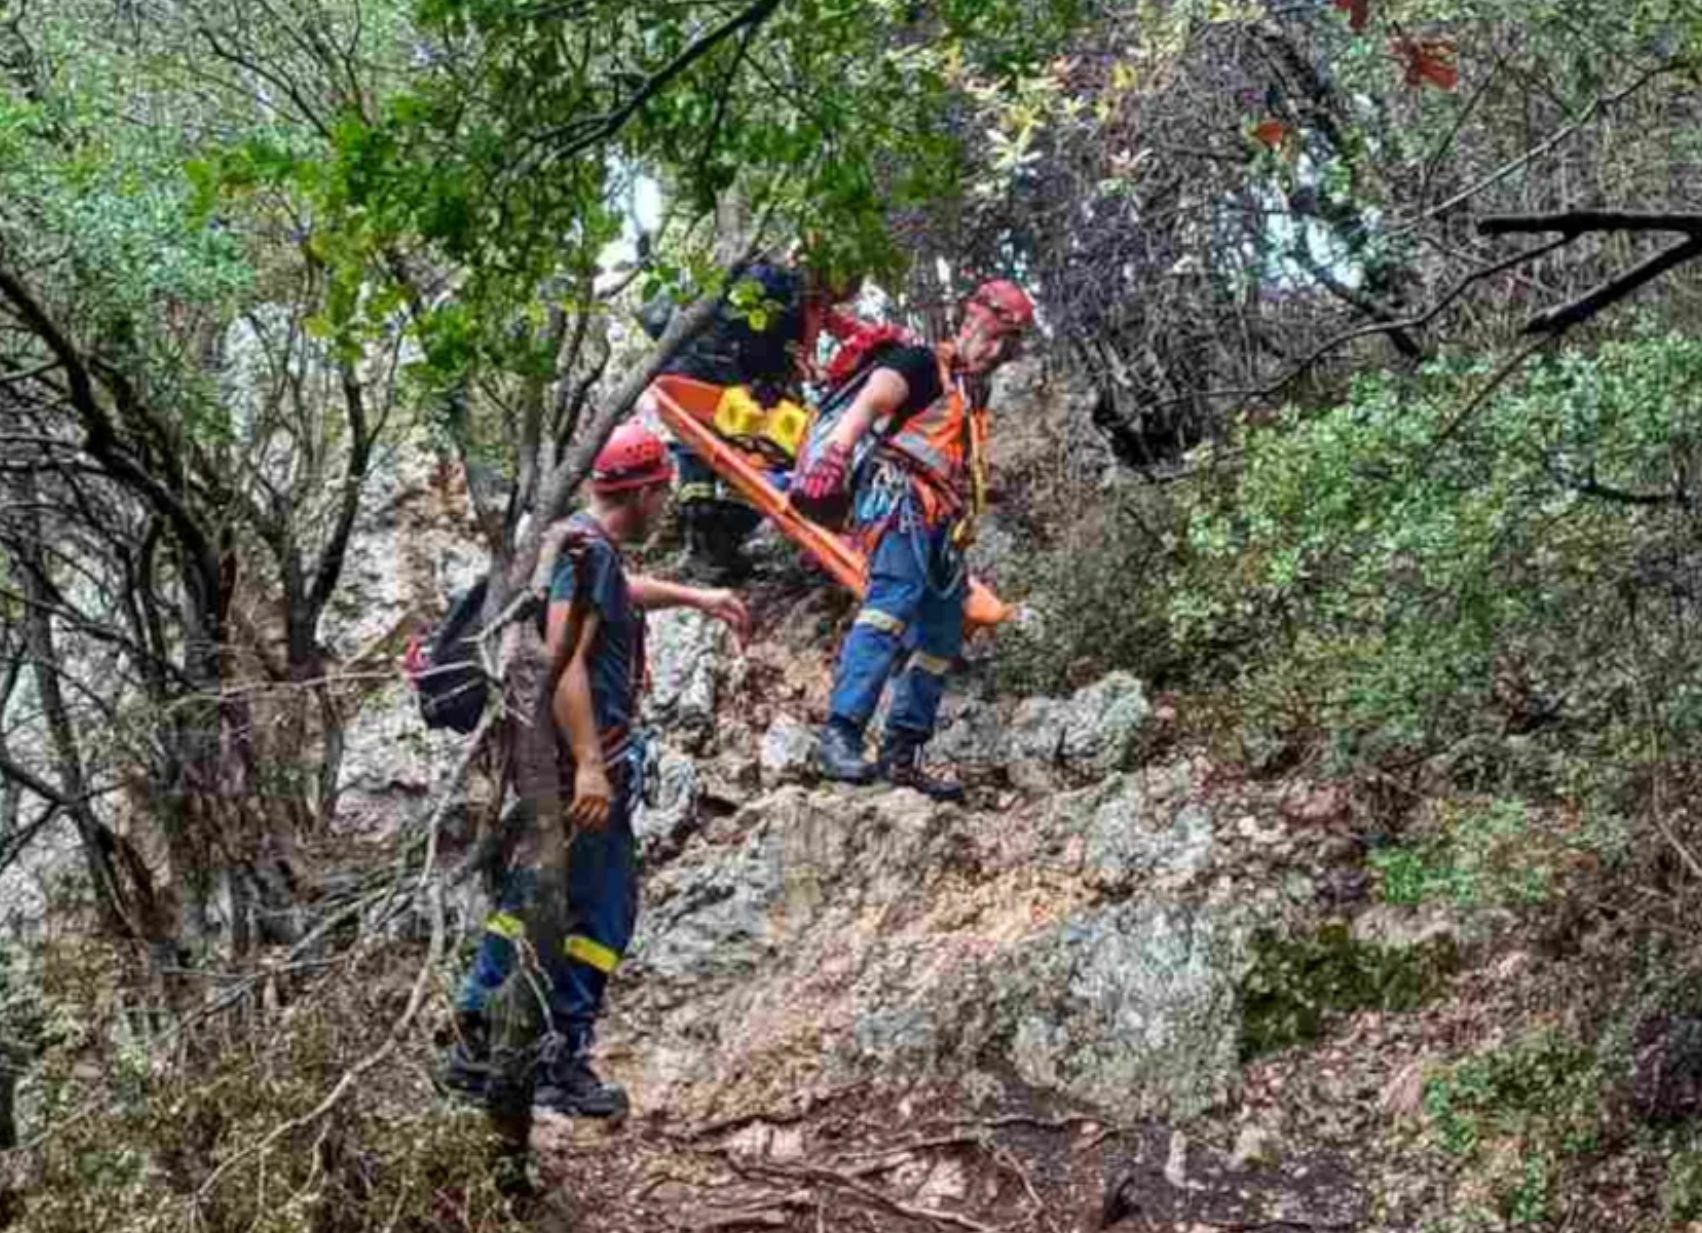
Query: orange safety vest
877,351,990,532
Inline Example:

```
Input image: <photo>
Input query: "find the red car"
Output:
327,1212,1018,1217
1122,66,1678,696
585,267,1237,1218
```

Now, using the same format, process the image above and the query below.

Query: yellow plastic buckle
713,386,766,441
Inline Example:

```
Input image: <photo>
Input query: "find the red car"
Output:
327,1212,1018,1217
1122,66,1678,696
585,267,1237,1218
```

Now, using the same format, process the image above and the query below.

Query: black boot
439,1009,492,1100
818,719,876,784
533,1035,629,1119
879,730,965,803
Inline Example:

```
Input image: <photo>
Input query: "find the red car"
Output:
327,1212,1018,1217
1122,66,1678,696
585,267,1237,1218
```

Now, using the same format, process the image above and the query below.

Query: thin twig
190,876,446,1207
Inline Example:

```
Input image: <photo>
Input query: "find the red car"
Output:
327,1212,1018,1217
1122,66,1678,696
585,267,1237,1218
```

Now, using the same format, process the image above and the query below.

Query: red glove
797,441,851,502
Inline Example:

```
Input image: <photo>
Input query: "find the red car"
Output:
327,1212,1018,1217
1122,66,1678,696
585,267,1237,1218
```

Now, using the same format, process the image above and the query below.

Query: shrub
10,933,533,1233
1422,1030,1605,1222
1239,921,1456,1058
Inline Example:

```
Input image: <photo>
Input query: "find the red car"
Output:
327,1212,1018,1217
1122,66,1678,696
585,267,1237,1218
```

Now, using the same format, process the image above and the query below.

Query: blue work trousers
455,792,638,1049
828,515,966,740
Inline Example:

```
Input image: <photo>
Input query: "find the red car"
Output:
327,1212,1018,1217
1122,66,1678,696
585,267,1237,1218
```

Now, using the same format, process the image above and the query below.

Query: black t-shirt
871,343,944,422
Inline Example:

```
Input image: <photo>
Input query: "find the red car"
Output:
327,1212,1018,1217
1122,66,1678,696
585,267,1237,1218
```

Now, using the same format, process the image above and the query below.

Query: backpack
409,576,492,733
404,525,608,734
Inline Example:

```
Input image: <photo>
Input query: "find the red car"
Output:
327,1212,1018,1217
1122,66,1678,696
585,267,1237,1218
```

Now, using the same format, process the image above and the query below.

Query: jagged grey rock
1002,901,1242,1117
926,696,1009,772
622,766,1243,1121
635,744,701,859
1009,670,1149,782
644,609,727,746
930,671,1150,790
759,714,819,786
336,680,468,830
1045,771,1215,893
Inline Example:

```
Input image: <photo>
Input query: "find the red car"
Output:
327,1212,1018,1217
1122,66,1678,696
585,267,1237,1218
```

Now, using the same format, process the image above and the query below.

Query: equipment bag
410,576,492,734
404,523,613,735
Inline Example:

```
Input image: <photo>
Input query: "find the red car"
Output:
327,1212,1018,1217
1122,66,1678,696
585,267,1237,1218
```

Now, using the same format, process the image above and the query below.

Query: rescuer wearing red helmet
794,279,1036,801
447,419,748,1119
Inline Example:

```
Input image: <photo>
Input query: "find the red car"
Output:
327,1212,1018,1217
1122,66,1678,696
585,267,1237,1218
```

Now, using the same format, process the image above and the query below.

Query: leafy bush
994,481,1204,697
1239,922,1456,1058
1370,796,1565,909
1422,1030,1605,1222
1175,331,1702,774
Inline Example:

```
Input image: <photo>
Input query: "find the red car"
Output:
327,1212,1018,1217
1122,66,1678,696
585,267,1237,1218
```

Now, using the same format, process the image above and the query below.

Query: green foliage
1239,922,1456,1058
996,485,1193,697
1422,1030,1604,1220
1167,332,1702,779
1663,1147,1702,1220
1371,797,1559,909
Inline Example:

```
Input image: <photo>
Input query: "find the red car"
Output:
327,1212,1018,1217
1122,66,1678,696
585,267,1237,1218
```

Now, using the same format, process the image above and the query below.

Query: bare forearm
553,655,603,767
828,367,907,451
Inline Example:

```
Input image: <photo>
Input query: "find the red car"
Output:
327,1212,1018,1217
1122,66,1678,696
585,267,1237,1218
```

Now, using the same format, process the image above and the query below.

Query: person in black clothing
640,261,812,579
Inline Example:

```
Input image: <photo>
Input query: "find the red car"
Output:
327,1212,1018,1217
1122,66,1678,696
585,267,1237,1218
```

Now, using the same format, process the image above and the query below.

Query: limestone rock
635,744,701,860
1009,670,1148,785
1041,771,1214,893
927,696,1009,772
623,773,1243,1121
644,609,728,747
335,681,471,833
759,714,819,786
1000,901,1243,1117
930,671,1149,790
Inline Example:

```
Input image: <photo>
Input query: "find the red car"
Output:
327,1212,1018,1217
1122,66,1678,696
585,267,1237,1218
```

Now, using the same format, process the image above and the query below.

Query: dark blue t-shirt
549,514,641,752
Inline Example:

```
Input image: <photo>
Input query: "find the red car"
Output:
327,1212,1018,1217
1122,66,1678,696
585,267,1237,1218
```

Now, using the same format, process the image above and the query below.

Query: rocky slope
460,573,1396,1231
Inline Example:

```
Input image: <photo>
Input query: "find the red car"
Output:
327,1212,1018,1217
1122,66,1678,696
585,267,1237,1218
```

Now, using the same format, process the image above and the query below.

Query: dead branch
1479,211,1702,237
727,1156,999,1233
1520,234,1702,335
189,875,446,1210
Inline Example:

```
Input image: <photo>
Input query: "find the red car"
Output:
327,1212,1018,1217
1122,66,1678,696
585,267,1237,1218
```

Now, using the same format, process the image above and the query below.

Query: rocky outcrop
644,609,729,750
930,670,1149,789
613,737,1249,1123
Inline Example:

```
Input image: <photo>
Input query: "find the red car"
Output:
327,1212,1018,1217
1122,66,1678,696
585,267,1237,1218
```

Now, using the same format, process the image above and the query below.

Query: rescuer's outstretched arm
826,368,909,452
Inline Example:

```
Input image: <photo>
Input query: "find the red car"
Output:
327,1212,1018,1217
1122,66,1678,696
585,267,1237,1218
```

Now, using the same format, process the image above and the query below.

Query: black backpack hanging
416,576,492,734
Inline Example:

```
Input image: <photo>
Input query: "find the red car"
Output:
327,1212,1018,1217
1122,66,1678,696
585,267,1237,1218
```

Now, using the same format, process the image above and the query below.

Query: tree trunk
9,470,132,936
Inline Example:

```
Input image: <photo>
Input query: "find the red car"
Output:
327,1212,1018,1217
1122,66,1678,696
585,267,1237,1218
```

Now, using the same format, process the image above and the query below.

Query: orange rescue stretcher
648,375,1011,630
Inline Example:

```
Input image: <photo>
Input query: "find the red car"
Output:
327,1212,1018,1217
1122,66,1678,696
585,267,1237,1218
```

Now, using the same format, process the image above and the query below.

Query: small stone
1235,814,1286,846
759,713,819,786
1282,785,1349,826
1231,1124,1280,1169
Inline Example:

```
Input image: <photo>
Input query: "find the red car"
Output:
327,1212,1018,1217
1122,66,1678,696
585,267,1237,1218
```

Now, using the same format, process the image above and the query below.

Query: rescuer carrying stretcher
790,279,1036,802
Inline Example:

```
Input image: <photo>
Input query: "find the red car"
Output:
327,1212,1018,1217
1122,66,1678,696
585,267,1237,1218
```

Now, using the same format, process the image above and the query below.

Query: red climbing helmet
964,279,1036,333
591,420,673,493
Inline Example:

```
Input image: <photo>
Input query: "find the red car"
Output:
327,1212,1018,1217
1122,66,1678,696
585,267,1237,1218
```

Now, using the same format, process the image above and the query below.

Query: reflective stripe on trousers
454,750,643,1043
828,508,965,738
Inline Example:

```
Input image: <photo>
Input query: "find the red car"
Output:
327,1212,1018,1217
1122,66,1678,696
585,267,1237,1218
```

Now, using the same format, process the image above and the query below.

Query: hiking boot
533,1041,629,1119
879,730,965,803
817,719,876,784
439,1010,492,1100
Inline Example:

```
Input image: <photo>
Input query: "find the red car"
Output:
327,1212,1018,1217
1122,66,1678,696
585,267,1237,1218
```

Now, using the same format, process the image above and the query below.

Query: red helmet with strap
591,420,673,493
964,279,1036,333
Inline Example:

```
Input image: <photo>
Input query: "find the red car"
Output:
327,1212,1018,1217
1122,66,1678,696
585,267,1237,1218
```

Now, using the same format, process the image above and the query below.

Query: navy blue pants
828,515,965,740
455,796,638,1050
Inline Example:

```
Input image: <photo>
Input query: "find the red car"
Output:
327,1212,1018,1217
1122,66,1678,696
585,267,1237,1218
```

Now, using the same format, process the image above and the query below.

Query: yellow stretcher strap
564,934,621,974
